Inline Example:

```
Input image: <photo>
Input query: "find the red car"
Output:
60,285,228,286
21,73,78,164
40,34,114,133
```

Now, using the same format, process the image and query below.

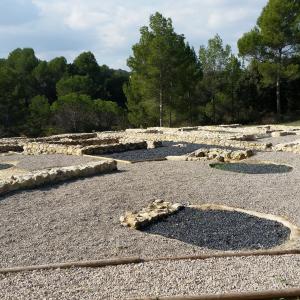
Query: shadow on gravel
0,163,13,170
141,208,290,251
102,141,241,162
210,162,293,174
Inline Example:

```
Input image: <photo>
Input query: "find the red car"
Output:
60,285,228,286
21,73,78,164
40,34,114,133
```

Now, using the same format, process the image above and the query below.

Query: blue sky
0,0,266,69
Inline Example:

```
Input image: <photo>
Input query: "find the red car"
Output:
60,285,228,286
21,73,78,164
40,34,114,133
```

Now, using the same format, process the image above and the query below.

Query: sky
0,0,267,70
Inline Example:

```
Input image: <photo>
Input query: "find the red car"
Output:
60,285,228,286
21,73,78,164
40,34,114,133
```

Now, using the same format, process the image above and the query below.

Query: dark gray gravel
210,162,293,174
102,142,237,162
0,163,13,170
142,208,291,251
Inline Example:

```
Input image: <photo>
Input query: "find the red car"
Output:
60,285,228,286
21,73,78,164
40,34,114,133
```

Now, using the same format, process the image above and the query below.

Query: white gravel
0,151,299,269
259,134,300,145
0,148,300,298
0,255,299,299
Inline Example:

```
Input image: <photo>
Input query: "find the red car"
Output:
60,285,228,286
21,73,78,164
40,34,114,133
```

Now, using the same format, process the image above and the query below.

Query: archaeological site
1,0,300,298
0,124,300,299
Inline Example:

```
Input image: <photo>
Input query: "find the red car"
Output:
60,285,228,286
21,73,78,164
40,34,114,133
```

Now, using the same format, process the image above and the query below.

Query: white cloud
0,0,267,69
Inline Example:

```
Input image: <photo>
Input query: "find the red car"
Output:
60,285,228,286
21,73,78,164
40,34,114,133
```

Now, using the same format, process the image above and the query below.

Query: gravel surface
0,255,299,299
210,162,293,174
259,135,300,145
142,208,290,250
102,141,237,161
0,154,98,171
0,151,299,269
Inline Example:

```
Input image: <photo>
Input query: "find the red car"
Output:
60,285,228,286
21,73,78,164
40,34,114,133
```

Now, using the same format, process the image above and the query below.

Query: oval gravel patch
141,208,291,251
210,162,293,174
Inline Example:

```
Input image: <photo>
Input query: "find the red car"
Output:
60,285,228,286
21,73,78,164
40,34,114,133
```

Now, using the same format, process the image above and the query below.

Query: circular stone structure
141,207,291,251
210,162,293,174
0,163,14,170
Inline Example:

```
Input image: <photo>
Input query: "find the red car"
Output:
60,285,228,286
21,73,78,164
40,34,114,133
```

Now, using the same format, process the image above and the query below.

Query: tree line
126,0,300,128
1,0,300,137
0,49,129,137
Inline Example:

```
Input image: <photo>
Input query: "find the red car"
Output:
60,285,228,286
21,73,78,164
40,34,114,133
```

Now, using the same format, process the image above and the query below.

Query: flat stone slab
141,207,291,251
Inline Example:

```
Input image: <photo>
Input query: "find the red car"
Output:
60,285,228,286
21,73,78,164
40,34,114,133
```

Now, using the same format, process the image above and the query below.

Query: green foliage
73,51,99,78
0,65,27,136
1,5,300,136
126,12,201,127
199,35,243,123
56,75,94,97
0,46,128,137
94,99,124,130
51,93,95,133
238,0,300,115
26,95,51,136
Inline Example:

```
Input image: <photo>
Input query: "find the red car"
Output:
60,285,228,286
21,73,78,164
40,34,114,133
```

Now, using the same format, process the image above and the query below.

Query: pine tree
238,0,300,117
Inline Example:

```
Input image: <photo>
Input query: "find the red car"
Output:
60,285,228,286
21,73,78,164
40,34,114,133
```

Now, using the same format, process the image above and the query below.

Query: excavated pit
141,207,291,251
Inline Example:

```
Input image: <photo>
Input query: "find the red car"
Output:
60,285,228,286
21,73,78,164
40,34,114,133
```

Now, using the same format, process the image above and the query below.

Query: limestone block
120,200,183,229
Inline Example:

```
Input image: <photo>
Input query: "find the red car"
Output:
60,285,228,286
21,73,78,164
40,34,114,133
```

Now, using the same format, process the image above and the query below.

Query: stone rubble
23,141,148,156
273,139,300,154
228,134,257,141
120,199,183,229
167,148,254,162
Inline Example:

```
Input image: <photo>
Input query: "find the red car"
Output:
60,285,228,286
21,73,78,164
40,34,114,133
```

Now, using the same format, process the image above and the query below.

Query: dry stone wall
46,137,120,146
120,132,272,151
35,133,98,142
0,160,117,196
2,124,300,156
23,142,83,156
167,148,254,162
81,141,147,155
23,141,148,156
274,140,300,154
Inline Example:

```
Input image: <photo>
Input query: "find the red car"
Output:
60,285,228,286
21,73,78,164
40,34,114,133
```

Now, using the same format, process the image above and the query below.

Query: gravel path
142,208,290,250
0,151,299,269
0,154,98,171
0,255,299,299
103,141,237,161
